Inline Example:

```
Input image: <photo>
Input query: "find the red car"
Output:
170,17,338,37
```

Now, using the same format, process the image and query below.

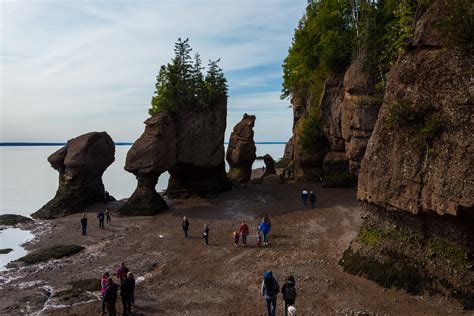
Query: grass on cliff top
18,245,85,265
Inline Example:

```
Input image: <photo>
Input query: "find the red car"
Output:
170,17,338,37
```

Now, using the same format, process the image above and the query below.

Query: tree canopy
149,38,228,116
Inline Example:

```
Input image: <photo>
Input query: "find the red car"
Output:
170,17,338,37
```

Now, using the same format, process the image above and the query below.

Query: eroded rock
119,112,176,215
32,132,115,219
226,113,256,183
261,154,277,178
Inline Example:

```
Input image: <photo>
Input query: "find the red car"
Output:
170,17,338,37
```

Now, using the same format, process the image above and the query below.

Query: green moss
322,172,358,188
339,248,427,295
18,245,85,265
427,236,473,270
358,226,384,246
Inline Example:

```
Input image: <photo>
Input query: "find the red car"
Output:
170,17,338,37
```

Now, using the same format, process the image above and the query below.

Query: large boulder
119,112,177,215
226,113,256,183
33,132,115,219
167,97,232,197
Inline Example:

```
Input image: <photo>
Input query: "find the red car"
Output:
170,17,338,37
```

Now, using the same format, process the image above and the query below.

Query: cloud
1,0,305,142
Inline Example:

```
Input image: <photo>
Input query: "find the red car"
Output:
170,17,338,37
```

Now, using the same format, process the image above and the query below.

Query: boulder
32,132,115,219
167,97,232,197
261,154,277,178
119,112,177,215
226,113,256,183
0,214,33,227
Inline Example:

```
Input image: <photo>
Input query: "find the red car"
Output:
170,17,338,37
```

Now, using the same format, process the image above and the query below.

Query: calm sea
0,144,285,268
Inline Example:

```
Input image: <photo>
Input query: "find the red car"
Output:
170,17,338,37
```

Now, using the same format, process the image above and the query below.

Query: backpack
283,284,297,301
264,277,278,297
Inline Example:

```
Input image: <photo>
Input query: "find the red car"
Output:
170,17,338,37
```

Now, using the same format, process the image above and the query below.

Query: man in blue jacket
261,271,279,316
259,218,271,246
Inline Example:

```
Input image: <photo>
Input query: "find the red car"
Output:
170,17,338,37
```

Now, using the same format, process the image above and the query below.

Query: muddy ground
0,178,470,315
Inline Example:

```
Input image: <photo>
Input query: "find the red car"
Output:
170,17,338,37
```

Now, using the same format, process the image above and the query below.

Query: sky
0,0,306,143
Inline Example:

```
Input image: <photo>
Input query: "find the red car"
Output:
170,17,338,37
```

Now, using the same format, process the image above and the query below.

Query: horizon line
0,141,288,147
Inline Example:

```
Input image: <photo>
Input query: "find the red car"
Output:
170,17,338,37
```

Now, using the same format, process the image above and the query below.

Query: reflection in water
0,228,33,270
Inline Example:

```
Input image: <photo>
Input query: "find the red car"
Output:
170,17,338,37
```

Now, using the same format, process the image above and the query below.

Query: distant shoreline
0,141,287,147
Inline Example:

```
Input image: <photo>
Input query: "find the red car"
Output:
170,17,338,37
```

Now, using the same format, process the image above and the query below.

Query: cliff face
167,97,232,197
341,0,474,307
288,58,381,184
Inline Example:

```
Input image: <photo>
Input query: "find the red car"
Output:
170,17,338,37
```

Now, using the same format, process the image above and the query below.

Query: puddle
0,228,34,271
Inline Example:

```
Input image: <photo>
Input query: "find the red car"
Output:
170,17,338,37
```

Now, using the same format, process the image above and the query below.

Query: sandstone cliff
341,0,474,308
33,132,115,219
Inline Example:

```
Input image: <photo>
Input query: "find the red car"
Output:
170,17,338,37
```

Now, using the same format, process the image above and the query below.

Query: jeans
263,233,269,243
106,215,111,224
106,302,116,316
311,201,315,208
204,237,208,245
265,298,277,316
242,234,247,245
184,230,188,238
121,295,131,315
81,225,87,235
99,219,105,229
302,196,308,207
284,300,295,316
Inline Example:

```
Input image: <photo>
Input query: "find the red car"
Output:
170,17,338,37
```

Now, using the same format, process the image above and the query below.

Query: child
256,230,262,247
233,231,240,247
100,272,110,314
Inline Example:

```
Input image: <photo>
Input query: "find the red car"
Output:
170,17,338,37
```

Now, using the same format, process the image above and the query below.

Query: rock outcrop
33,132,115,219
167,97,232,197
342,0,474,307
226,113,256,183
261,154,277,178
119,112,176,215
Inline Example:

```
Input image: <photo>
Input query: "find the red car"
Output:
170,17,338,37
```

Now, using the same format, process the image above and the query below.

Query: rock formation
119,112,177,215
167,97,232,197
341,0,474,307
261,154,276,178
226,113,257,183
33,132,115,219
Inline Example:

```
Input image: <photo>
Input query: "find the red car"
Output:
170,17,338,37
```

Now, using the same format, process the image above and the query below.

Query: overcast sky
1,0,305,142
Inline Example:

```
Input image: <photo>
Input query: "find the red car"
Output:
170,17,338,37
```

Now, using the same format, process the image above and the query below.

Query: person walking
105,208,111,224
100,272,110,315
182,216,190,238
120,274,133,315
261,271,279,316
127,272,136,308
239,220,249,246
104,190,110,206
309,191,317,208
203,224,209,245
281,274,297,316
259,218,271,246
81,214,87,235
98,210,105,229
301,189,309,207
233,231,240,247
116,262,129,281
103,278,118,316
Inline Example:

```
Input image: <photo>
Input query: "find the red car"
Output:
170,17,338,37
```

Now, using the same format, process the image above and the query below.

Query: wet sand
0,177,467,315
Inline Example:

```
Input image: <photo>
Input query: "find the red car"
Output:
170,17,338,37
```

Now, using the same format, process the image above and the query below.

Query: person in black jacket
182,216,190,238
281,274,297,316
203,224,209,245
120,276,133,315
103,278,118,316
80,214,87,235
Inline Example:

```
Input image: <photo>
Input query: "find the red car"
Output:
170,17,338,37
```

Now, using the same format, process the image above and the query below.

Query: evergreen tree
205,59,228,106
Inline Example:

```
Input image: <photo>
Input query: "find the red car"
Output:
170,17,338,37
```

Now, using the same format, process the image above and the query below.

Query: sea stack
226,113,256,183
261,154,276,178
119,112,177,215
33,132,115,219
167,96,232,197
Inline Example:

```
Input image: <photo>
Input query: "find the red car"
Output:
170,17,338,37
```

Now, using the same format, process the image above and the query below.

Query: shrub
299,114,326,151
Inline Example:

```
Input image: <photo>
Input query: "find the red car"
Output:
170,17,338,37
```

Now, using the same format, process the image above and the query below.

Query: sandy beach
0,175,467,315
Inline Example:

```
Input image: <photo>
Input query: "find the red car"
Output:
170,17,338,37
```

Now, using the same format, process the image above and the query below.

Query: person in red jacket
239,220,249,246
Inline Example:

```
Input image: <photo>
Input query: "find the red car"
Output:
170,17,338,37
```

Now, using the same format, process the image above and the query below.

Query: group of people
80,208,112,235
100,262,136,316
261,271,297,316
182,215,274,247
301,189,317,208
